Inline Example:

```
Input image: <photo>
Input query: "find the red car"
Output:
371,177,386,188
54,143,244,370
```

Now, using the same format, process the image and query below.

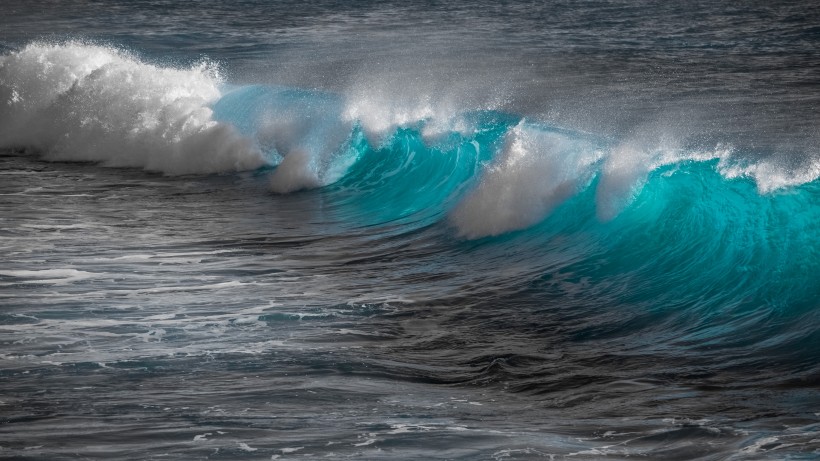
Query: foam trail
0,42,267,174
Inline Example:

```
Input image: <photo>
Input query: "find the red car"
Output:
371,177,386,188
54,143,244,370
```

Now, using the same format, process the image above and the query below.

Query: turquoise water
216,83,820,360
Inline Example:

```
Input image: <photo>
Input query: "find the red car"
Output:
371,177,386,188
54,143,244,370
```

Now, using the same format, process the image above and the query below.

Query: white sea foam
212,84,358,194
237,442,257,452
449,122,603,238
0,42,266,174
0,269,97,285
448,122,765,238
594,134,725,221
341,74,504,146
344,88,441,145
718,151,820,194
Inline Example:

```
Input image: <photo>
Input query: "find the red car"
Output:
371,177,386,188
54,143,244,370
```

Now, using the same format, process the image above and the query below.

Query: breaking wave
2,43,819,317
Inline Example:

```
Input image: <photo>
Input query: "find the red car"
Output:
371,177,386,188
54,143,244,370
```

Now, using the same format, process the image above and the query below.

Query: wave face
2,37,819,460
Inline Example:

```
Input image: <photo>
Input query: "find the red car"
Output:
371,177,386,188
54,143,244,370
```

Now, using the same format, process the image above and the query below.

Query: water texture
1,1,818,459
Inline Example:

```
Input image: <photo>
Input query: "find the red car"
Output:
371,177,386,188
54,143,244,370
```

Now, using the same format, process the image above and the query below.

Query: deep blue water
1,1,819,459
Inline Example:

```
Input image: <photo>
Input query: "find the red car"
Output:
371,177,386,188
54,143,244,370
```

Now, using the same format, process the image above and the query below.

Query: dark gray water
1,1,819,459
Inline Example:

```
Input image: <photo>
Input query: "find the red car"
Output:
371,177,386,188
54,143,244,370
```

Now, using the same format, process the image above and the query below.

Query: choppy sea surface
1,1,819,459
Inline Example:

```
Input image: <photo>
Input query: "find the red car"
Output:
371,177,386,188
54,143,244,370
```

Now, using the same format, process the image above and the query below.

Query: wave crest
0,42,266,174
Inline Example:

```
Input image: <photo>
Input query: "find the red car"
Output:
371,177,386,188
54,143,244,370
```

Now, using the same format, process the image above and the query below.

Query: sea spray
0,42,266,174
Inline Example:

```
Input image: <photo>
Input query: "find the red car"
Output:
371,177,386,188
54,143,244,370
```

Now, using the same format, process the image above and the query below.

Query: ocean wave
0,41,266,174
2,42,818,242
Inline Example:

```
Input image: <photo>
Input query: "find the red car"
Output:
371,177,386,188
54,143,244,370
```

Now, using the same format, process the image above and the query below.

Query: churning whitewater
1,1,819,459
